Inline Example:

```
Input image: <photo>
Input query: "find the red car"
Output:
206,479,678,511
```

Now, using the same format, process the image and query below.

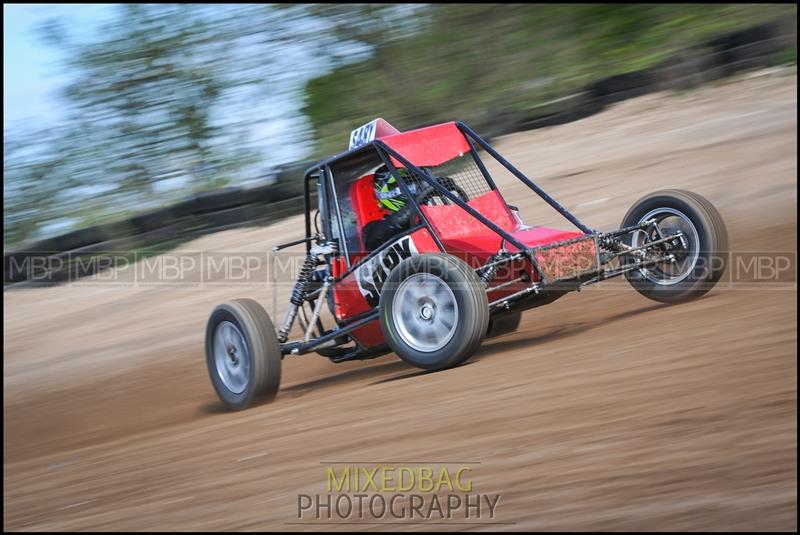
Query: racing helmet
373,167,410,212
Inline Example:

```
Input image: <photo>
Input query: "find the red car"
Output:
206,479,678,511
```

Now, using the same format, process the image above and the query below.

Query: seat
347,174,389,254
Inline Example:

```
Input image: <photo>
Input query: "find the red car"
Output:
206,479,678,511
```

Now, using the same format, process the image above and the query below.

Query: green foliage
4,132,59,244
303,3,797,157
59,4,262,193
5,4,419,246
4,3,796,247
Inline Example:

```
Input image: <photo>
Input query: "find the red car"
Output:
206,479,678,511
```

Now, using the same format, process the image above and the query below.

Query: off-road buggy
206,119,728,410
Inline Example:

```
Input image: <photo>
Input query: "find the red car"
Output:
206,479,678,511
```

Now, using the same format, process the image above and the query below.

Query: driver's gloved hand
363,217,403,251
390,184,438,226
385,202,414,229
363,203,417,251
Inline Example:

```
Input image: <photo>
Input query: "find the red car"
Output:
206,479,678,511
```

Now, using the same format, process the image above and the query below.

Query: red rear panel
380,122,472,167
510,226,584,249
421,190,518,235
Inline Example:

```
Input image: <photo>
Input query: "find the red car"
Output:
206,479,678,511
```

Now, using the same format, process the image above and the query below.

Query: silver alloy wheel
213,320,251,394
392,273,459,352
634,207,700,285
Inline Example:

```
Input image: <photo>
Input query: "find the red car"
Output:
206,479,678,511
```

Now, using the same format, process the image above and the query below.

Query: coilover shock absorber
598,235,630,263
479,260,499,285
277,241,337,343
277,252,316,343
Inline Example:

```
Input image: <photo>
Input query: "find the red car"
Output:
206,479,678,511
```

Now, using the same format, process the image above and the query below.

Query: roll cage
273,121,682,359
304,123,592,250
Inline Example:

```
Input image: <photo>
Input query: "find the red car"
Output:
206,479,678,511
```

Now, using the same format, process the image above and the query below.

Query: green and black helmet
373,167,411,212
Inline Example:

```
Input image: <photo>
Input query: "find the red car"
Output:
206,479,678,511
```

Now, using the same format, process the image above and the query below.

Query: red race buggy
206,119,728,410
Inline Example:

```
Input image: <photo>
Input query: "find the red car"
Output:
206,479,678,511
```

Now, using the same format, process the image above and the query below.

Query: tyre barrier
185,187,247,215
129,206,176,234
506,20,793,137
516,91,605,131
3,189,315,285
4,20,795,285
587,71,655,105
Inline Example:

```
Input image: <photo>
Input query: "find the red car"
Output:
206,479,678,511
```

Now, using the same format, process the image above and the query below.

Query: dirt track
4,69,797,531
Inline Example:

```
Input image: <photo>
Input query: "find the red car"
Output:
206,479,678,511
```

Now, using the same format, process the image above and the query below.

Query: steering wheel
416,176,469,206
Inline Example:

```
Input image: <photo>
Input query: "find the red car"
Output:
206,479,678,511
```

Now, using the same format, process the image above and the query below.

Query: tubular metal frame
282,124,681,356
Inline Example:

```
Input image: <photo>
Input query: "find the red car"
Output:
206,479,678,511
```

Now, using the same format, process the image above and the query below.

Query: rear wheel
621,189,728,303
380,254,489,370
205,299,281,410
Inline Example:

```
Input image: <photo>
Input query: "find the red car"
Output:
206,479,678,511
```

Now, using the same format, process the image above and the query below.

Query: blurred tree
5,3,794,247
52,4,259,194
303,3,797,156
46,3,415,198
5,3,398,245
4,130,59,244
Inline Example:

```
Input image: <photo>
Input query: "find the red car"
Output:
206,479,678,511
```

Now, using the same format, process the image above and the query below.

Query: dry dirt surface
4,69,797,531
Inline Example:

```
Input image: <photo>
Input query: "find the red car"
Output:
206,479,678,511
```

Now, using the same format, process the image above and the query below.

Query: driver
362,167,430,251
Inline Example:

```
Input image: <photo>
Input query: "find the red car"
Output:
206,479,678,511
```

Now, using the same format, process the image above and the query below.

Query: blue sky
3,4,378,239
3,3,321,173
3,4,117,128
4,4,351,166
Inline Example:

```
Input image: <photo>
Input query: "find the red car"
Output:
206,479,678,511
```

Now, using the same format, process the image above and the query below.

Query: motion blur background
3,3,797,255
4,4,798,531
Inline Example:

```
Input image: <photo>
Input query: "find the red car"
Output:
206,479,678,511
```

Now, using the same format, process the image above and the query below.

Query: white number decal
349,120,378,150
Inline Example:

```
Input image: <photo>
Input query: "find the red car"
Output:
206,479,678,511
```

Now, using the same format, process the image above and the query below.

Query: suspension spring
290,252,317,306
600,236,625,253
479,254,507,285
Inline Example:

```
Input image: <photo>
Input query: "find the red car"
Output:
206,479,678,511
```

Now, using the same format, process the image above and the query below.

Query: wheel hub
392,273,459,353
420,303,434,320
663,229,689,261
213,321,251,394
636,208,700,286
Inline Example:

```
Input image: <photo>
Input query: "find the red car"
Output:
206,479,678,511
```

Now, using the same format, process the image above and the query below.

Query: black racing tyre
486,311,522,339
205,298,282,410
620,189,728,303
380,254,489,370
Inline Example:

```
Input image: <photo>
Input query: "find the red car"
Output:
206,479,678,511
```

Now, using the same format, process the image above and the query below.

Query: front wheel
621,189,728,303
380,254,489,370
205,299,282,410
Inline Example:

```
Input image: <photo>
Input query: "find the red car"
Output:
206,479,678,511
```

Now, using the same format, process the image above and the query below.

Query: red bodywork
331,122,585,349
